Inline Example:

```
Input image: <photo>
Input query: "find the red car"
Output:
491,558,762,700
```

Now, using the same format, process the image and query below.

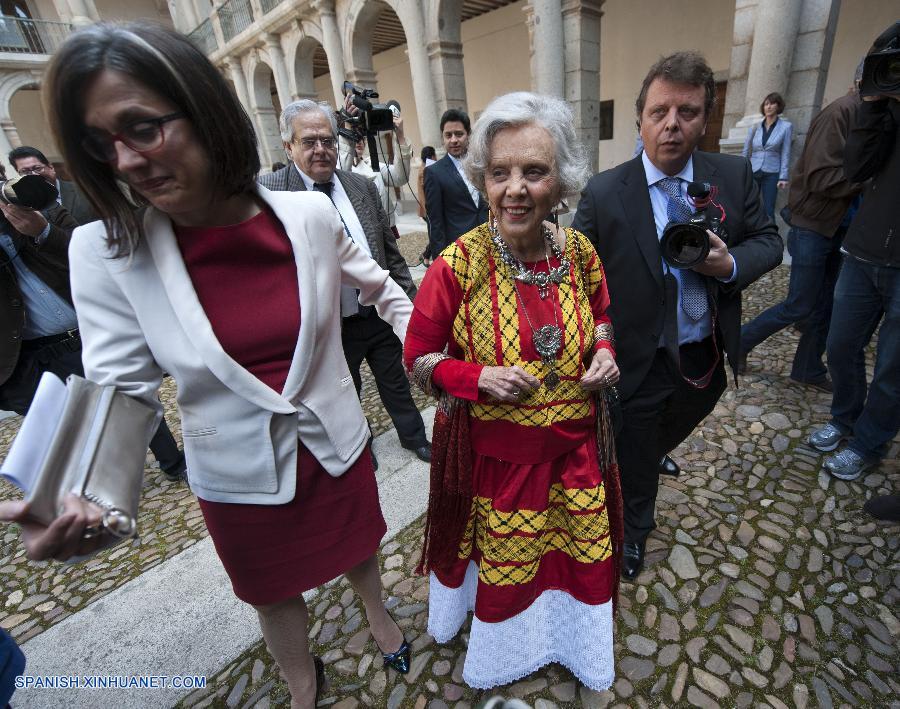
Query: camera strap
662,273,720,390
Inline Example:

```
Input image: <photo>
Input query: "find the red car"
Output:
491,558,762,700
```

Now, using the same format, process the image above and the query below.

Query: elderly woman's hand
580,349,619,391
478,365,541,403
0,495,106,562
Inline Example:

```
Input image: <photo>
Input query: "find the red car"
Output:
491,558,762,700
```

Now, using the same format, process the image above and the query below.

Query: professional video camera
660,181,728,269
0,174,58,211
336,80,401,171
859,21,900,98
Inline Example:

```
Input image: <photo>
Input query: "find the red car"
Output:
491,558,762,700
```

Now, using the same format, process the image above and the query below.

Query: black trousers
617,339,727,545
0,335,184,475
341,311,427,449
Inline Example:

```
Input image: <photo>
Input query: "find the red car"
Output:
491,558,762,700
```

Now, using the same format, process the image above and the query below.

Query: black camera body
859,21,900,98
0,174,58,212
337,81,401,170
660,181,727,270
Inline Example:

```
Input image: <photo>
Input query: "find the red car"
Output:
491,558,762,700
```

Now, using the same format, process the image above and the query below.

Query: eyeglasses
81,112,186,162
294,136,336,151
17,164,48,175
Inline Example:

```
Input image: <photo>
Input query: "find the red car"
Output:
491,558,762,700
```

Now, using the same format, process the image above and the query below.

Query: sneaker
807,423,846,452
823,449,874,481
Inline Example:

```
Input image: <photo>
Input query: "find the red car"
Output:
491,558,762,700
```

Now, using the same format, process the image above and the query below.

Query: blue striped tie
658,177,709,321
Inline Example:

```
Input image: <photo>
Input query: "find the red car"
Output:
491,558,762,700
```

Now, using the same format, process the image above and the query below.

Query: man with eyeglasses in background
260,100,432,467
9,146,96,226
2,145,187,482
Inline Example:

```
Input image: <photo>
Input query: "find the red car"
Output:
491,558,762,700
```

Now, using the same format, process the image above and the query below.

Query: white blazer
68,186,413,505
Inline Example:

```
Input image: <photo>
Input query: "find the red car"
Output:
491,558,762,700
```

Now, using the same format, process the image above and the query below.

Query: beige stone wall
822,0,898,106
9,88,59,160
92,0,174,25
30,0,63,21
597,0,735,171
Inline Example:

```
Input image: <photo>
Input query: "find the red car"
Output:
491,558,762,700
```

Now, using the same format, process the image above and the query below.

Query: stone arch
0,72,43,166
246,53,285,167
289,35,327,101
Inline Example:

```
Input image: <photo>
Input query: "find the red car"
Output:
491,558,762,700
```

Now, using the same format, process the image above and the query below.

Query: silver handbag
3,374,158,539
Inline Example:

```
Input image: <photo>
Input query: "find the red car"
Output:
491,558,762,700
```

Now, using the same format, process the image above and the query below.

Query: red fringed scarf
415,393,473,576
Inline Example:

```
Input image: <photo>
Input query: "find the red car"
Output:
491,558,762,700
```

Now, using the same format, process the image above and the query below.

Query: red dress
174,209,386,606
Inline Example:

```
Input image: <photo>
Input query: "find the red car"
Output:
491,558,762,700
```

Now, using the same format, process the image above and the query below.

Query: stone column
226,56,270,167
719,0,802,155
0,119,16,176
312,0,347,106
65,0,99,26
264,34,291,111
427,0,467,113
525,0,565,98
561,0,604,174
178,0,200,33
400,6,442,152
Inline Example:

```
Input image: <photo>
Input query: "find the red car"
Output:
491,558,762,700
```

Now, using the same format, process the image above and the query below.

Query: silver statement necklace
490,219,567,389
490,221,570,300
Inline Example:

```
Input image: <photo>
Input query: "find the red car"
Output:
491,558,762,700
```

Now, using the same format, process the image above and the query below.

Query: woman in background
742,92,792,221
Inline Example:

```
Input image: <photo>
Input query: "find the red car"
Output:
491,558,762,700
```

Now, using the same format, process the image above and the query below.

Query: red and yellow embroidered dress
404,224,618,690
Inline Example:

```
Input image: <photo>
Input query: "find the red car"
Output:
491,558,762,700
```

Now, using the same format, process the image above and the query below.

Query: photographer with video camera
805,22,900,513
573,51,783,579
337,84,411,234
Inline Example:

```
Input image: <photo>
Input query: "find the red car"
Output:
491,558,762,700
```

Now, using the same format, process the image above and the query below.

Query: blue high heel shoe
377,613,411,674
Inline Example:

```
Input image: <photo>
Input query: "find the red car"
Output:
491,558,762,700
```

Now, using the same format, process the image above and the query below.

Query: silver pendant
544,370,560,390
533,325,562,360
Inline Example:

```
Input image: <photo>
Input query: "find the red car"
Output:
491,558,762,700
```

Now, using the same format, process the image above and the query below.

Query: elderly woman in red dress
405,91,622,690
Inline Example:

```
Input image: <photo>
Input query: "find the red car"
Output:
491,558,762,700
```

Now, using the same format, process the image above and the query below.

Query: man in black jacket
573,52,783,578
808,22,900,489
8,146,97,226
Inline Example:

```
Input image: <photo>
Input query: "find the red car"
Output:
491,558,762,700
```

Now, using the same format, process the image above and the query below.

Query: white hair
464,91,590,195
279,99,338,142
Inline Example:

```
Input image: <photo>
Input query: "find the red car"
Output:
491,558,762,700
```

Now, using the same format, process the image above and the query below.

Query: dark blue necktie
658,177,709,321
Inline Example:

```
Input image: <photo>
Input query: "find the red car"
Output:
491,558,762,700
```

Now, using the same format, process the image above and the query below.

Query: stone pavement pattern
3,253,900,708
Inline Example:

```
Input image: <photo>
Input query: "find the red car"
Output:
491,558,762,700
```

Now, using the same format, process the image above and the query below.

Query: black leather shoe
163,457,187,483
622,541,645,580
659,455,680,477
313,655,327,703
411,443,431,463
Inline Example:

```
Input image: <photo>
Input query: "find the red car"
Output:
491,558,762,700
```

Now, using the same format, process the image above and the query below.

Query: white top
449,153,481,207
297,165,372,258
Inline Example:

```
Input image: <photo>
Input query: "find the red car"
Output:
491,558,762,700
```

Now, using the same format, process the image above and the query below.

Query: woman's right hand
0,495,105,562
477,365,541,403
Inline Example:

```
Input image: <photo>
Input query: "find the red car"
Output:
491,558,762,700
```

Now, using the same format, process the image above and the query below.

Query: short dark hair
9,146,50,168
440,109,470,134
636,51,716,120
420,146,436,162
45,21,260,257
759,92,785,115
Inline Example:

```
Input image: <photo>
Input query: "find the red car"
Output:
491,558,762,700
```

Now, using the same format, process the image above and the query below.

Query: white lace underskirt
427,561,615,691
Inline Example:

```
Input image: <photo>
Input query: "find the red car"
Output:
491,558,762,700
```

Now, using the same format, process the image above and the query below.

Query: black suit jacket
258,164,415,298
572,151,783,400
423,154,488,256
0,204,79,384
58,179,97,226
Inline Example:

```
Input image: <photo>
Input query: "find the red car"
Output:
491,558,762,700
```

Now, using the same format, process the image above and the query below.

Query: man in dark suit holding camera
573,52,783,578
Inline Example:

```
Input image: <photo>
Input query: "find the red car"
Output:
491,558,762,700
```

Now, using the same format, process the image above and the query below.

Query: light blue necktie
658,177,709,321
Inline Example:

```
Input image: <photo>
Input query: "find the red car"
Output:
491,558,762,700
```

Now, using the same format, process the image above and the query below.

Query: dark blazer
0,204,79,384
259,164,416,298
423,154,488,256
573,151,783,400
58,179,97,226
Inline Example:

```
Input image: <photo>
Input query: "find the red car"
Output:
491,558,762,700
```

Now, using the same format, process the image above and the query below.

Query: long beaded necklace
490,219,566,390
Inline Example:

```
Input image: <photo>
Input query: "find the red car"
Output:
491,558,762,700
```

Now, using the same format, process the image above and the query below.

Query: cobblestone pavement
5,257,900,709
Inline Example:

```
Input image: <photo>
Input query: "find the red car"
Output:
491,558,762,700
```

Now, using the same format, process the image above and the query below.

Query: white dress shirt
449,153,481,208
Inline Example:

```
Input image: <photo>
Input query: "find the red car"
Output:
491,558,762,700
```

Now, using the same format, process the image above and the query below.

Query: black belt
21,328,81,351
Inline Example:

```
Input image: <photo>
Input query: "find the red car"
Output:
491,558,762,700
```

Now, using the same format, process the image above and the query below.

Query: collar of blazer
439,154,482,209
617,151,719,290
142,185,325,414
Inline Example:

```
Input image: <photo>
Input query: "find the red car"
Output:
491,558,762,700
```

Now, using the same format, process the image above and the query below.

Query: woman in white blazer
0,22,414,706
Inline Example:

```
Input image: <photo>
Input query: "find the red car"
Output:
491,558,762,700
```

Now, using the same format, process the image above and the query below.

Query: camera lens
873,55,900,92
661,222,710,269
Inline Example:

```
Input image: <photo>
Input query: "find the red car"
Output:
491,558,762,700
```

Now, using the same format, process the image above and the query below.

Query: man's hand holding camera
0,203,49,239
693,230,735,279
